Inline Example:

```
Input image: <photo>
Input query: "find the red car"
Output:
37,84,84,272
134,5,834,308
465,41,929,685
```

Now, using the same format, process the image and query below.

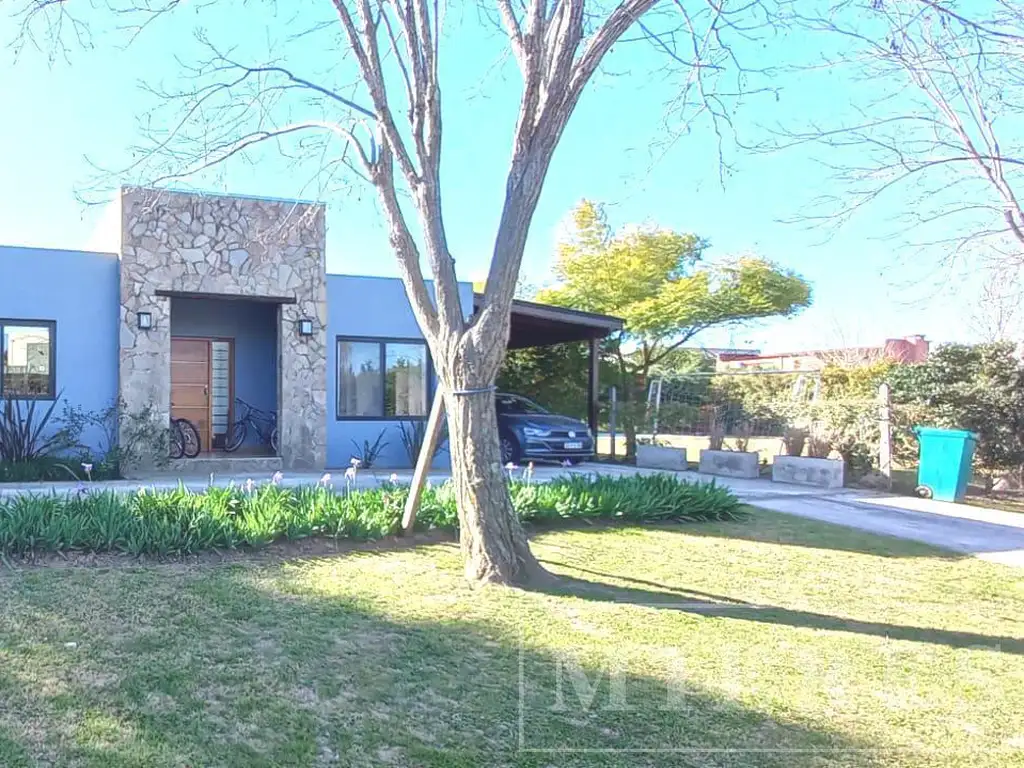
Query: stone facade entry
117,187,327,471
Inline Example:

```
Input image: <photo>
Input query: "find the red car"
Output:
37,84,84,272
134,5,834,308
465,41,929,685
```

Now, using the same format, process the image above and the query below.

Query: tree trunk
444,386,542,585
624,421,638,458
433,330,543,586
617,375,643,458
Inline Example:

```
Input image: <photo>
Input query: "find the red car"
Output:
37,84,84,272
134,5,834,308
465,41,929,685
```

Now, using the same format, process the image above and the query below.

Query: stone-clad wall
118,187,327,471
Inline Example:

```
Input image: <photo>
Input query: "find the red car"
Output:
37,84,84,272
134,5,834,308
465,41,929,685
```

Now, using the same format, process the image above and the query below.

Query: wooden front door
171,338,212,453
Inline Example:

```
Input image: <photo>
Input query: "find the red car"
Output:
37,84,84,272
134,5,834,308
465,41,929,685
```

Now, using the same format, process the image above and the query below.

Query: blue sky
0,2,989,353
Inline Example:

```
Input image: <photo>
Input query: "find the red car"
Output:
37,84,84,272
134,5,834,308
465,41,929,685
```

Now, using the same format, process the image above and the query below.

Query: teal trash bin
913,427,977,502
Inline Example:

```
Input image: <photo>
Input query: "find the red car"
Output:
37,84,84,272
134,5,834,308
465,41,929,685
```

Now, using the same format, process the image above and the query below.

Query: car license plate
564,441,583,450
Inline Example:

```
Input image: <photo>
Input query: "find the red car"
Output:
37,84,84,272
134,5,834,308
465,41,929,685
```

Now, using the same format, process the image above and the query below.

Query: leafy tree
538,201,812,453
821,360,893,400
888,343,1024,475
497,342,590,420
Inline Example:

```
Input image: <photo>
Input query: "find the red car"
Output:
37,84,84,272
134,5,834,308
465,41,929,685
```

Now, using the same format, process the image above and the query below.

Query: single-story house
0,187,621,473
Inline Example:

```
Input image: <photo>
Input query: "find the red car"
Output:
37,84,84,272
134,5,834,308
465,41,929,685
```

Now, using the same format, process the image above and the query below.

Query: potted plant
699,422,758,479
771,422,845,488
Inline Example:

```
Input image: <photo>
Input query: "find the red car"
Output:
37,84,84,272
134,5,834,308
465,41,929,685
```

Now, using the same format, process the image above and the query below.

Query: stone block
181,248,208,263
636,444,688,471
771,456,845,489
699,449,759,479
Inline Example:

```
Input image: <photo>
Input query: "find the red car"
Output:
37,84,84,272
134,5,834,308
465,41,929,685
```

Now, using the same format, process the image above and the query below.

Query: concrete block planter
771,456,845,489
699,449,759,479
636,444,688,471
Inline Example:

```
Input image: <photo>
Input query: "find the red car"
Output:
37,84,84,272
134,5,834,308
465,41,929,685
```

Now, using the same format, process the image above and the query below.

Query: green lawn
0,511,1022,767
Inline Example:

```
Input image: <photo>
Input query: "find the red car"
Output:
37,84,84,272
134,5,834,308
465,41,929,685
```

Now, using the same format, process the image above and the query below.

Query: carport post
609,386,617,458
588,337,600,438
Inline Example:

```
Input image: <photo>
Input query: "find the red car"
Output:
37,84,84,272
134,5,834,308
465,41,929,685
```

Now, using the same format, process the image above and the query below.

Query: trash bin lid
913,426,978,440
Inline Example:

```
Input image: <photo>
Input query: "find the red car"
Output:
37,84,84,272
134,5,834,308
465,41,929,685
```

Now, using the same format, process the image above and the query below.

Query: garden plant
0,473,741,557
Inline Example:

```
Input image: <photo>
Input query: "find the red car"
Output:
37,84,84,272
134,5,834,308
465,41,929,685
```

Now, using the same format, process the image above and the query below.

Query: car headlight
523,427,551,437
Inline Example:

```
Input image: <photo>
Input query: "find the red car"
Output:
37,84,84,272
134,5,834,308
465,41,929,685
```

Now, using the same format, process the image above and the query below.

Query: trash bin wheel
915,485,934,499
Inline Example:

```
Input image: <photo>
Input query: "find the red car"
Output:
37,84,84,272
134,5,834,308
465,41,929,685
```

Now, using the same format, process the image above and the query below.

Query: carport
474,294,624,436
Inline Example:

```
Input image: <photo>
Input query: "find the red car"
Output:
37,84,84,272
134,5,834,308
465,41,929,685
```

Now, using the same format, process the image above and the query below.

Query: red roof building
715,335,929,372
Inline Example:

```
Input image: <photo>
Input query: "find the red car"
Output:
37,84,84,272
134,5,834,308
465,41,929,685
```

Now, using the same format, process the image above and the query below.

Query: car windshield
496,394,549,415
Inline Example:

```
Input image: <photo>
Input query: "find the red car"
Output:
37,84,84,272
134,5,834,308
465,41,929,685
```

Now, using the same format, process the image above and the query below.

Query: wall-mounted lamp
137,311,153,331
298,319,314,337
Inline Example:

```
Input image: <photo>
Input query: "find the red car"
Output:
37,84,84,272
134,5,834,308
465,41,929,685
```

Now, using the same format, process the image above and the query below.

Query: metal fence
605,370,900,476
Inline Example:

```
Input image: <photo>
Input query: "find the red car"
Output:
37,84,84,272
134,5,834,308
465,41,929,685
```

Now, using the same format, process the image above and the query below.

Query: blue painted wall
0,246,119,452
169,297,277,448
0,248,473,469
325,275,474,469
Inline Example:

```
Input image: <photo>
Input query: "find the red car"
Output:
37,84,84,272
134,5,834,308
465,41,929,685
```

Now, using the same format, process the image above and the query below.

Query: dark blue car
496,393,594,465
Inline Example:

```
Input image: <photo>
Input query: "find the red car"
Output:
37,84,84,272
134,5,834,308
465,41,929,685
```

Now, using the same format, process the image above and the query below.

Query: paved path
743,487,1024,567
3,462,1023,567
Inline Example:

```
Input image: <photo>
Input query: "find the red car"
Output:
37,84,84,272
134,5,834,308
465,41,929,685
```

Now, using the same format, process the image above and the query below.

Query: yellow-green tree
538,201,812,453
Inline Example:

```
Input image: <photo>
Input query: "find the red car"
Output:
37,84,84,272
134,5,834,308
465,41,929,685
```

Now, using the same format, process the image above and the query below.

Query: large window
337,338,429,418
1,320,55,399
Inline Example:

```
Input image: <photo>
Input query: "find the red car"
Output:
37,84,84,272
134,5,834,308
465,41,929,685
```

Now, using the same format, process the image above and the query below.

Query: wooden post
587,337,600,438
401,387,447,535
878,382,892,489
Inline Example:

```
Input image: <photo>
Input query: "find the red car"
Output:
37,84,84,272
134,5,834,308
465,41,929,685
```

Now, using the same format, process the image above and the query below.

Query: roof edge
474,293,624,330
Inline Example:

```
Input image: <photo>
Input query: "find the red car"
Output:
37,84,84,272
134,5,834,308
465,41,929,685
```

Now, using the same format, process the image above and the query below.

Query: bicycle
224,397,279,454
169,417,201,459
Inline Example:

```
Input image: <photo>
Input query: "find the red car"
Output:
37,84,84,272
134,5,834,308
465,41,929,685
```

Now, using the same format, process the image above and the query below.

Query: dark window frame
335,335,433,421
0,319,57,401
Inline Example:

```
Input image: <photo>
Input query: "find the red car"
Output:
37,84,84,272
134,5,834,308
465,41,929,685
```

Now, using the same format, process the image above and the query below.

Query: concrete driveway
576,465,1024,567
736,483,1024,567
3,462,1023,567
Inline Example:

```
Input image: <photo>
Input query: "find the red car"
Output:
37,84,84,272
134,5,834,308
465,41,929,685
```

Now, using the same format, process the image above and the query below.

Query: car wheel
500,434,521,465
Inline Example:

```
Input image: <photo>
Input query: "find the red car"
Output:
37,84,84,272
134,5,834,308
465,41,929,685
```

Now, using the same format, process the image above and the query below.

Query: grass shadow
526,571,1024,655
0,563,901,767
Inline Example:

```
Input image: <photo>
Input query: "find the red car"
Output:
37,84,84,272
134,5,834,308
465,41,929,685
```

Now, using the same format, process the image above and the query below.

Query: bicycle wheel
176,418,202,458
224,420,247,452
169,421,185,460
270,426,279,455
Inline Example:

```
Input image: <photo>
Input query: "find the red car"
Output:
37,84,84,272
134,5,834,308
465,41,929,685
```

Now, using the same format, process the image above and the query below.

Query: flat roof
121,185,325,208
474,294,624,349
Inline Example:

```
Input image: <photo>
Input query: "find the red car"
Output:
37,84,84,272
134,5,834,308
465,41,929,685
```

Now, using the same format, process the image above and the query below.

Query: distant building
714,335,929,372
691,346,763,358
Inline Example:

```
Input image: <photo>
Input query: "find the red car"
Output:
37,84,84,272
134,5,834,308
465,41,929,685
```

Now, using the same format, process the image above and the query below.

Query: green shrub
0,474,741,556
888,342,1024,473
0,397,75,463
0,457,76,483
0,451,126,484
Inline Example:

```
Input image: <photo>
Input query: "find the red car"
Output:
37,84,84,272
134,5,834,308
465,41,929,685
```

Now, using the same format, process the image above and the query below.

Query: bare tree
969,266,1024,343
818,343,890,370
12,0,770,586
773,0,1024,267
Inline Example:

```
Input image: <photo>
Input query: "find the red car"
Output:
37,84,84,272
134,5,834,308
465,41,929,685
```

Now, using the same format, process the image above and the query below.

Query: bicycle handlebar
234,397,276,419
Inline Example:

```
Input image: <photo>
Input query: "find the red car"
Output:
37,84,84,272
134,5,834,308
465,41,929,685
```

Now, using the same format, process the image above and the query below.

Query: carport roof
473,293,624,349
